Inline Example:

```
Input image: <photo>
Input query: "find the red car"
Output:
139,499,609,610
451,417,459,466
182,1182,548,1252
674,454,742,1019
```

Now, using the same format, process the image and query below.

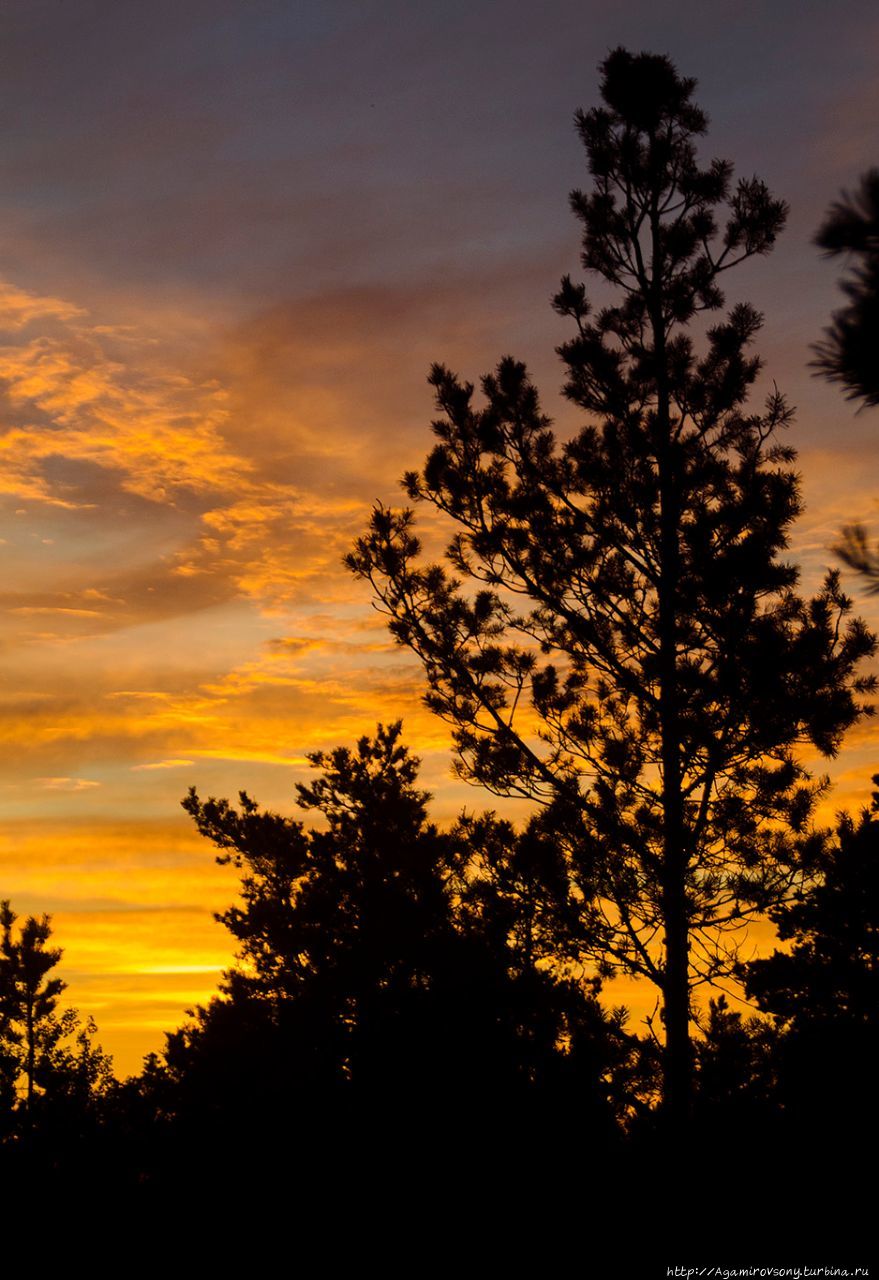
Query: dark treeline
2,726,879,1234
1,47,877,1251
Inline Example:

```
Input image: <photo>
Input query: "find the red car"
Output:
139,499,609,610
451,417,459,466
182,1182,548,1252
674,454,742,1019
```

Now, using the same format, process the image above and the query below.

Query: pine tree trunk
659,476,691,1138
662,871,690,1134
658,437,690,1135
26,996,34,1111
652,251,692,1138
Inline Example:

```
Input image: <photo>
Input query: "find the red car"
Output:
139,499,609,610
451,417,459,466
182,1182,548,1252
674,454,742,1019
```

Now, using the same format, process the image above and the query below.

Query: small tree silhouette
0,901,65,1111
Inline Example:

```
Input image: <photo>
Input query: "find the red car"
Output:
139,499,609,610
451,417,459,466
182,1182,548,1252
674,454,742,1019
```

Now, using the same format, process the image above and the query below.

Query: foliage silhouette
744,792,879,1147
812,169,879,591
157,722,635,1178
813,168,879,409
347,47,876,1131
690,994,780,1142
1,901,66,1111
0,902,114,1199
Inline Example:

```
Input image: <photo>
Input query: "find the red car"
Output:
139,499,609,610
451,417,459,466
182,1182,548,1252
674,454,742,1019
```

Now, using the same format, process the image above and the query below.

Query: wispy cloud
35,776,101,792
131,759,196,771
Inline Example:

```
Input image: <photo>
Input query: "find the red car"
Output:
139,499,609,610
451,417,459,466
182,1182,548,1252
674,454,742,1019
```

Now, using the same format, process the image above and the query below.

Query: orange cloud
132,759,196,771
35,776,101,792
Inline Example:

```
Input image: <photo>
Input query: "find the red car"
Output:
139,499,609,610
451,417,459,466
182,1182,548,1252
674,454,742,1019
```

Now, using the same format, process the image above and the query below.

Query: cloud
0,247,588,652
131,759,196,771
0,325,241,507
36,776,101,792
0,269,509,637
0,282,85,330
12,606,105,618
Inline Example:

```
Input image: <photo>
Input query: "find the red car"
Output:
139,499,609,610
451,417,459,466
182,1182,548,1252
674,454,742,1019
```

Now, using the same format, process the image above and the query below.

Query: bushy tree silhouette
691,995,779,1138
347,48,876,1131
745,793,879,1146
166,723,633,1174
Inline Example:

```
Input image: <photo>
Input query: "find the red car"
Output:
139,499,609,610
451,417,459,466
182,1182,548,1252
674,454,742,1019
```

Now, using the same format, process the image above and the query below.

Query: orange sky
1,1,879,1075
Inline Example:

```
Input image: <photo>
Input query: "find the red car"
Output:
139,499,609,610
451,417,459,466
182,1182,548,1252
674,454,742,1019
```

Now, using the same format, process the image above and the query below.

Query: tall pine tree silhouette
348,48,876,1133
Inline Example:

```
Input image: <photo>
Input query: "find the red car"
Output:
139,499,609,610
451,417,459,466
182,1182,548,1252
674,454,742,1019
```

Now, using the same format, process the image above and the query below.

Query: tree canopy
173,722,634,1151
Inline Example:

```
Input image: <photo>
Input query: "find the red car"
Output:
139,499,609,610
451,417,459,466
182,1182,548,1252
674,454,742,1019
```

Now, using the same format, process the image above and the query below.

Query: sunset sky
1,0,878,1074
